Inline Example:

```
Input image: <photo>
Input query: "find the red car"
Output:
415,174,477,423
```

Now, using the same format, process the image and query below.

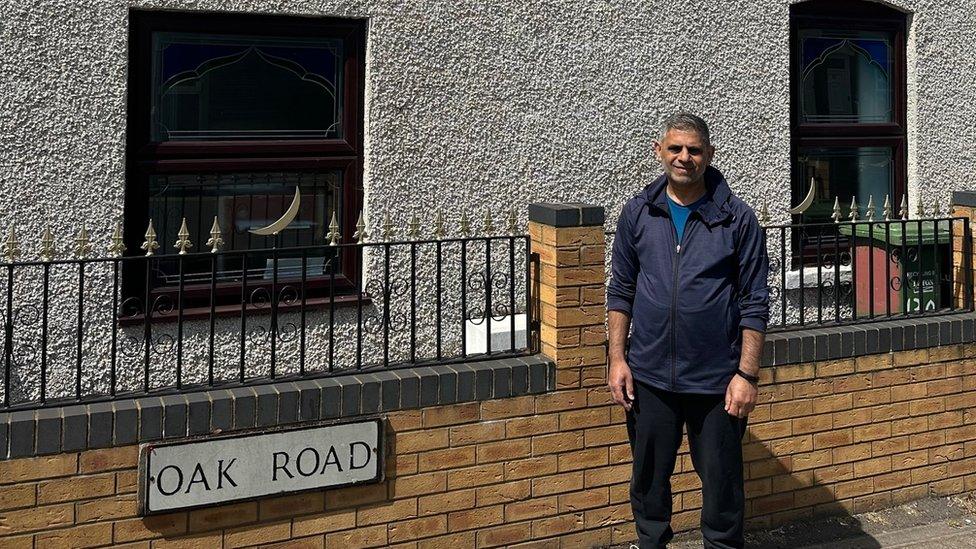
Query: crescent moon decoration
250,187,301,236
789,177,816,215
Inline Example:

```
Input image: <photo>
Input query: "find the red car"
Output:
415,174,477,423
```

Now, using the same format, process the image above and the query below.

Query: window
790,0,906,257
125,11,365,307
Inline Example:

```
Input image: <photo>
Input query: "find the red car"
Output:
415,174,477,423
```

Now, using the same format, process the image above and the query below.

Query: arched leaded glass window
790,0,907,262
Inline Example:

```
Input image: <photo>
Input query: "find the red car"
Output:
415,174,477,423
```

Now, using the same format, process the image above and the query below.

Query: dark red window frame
789,0,907,262
124,10,366,308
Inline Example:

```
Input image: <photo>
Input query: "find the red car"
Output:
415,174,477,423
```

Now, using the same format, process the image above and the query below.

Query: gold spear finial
327,211,341,246
353,211,369,244
483,210,494,234
38,227,55,261
174,218,192,255
206,217,223,253
916,196,926,219
459,209,471,237
74,224,92,259
758,198,770,225
108,222,126,257
899,195,909,220
2,227,20,262
507,207,518,235
883,194,892,221
849,196,859,222
932,198,942,217
865,195,876,222
141,219,159,256
407,213,421,240
831,197,842,223
433,210,446,239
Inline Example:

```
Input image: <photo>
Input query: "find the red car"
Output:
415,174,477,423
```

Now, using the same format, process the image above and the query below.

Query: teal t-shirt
667,194,708,244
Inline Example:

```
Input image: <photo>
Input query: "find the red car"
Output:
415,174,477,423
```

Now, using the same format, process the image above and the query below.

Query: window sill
117,294,372,326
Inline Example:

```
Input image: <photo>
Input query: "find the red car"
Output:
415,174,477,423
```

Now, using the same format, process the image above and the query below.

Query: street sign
138,418,383,514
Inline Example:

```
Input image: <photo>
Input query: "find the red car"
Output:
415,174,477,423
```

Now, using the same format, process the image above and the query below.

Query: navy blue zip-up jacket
607,166,769,394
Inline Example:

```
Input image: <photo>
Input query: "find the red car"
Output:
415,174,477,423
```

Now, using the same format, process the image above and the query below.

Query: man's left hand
725,375,757,418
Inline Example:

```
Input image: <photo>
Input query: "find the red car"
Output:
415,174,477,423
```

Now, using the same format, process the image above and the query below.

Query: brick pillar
528,203,607,390
951,192,976,308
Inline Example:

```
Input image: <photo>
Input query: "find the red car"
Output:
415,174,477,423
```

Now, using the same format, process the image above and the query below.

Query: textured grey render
1,0,976,398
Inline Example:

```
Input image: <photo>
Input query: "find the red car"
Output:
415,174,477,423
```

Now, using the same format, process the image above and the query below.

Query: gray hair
659,112,711,147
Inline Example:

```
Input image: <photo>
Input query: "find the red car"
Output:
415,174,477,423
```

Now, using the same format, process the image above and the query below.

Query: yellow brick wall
2,220,976,548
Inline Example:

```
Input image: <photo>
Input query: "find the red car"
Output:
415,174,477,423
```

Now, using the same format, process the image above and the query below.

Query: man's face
653,129,714,187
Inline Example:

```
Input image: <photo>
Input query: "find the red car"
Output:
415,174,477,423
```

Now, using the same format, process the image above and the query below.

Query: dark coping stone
475,367,494,400
825,332,841,360
277,383,300,425
940,321,952,345
815,333,829,361
295,381,321,422
161,395,188,439
787,337,801,364
528,360,548,394
230,388,256,430
878,327,891,353
512,362,529,395
528,203,605,227
418,368,440,407
772,338,788,365
34,407,62,455
890,325,904,352
113,400,139,445
435,367,458,405
853,329,867,356
340,379,361,417
0,419,8,460
399,371,420,409
801,335,816,363
865,327,879,355
761,340,774,367
951,319,963,344
952,191,976,207
964,318,975,342
254,386,279,427
210,390,234,432
841,330,854,359
360,375,381,414
904,323,917,349
915,323,929,348
185,393,211,436
456,365,476,401
493,363,512,398
319,379,341,419
7,410,35,458
548,362,557,391
88,402,115,448
63,405,90,450
372,371,400,412
928,322,941,347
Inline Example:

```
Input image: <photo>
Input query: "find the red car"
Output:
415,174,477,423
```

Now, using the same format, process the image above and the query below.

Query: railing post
527,203,606,389
951,192,976,309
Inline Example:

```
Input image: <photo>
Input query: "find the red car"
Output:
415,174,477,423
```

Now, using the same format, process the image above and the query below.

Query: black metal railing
604,215,974,332
0,235,536,410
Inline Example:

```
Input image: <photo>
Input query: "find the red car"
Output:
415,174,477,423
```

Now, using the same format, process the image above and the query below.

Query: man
606,113,769,549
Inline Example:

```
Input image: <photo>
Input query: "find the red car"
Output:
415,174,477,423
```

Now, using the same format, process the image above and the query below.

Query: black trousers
626,380,748,549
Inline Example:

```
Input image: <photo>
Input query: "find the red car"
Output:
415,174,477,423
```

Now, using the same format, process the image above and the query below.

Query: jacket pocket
628,291,670,380
674,299,736,389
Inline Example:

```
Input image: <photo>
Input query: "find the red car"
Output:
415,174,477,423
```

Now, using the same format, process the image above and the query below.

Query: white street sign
138,419,383,514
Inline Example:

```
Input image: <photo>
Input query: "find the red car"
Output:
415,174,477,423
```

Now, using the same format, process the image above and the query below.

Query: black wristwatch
735,368,759,385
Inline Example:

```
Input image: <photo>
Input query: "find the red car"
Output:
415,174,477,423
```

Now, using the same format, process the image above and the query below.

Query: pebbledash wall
2,203,976,548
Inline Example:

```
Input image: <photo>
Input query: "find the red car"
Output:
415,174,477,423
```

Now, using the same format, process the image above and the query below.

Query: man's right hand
608,357,635,411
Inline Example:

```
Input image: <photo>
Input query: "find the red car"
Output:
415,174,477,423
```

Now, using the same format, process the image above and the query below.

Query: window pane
148,171,342,285
151,33,343,141
795,147,893,224
798,29,892,123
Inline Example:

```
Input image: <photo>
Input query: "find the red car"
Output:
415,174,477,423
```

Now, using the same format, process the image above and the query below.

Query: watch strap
735,368,759,385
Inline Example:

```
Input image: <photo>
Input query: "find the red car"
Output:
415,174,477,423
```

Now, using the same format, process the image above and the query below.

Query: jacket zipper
669,212,699,391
